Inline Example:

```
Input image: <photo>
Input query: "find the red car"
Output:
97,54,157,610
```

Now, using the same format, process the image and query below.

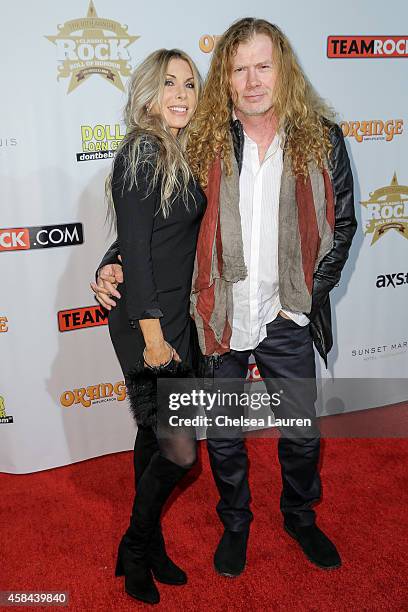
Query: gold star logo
46,1,139,93
361,173,408,244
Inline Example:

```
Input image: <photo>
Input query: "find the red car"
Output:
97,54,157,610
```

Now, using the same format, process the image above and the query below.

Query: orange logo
0,317,8,332
199,34,221,53
60,381,127,408
340,119,403,142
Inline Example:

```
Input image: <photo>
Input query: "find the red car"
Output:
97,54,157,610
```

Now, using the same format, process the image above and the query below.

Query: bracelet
143,341,175,370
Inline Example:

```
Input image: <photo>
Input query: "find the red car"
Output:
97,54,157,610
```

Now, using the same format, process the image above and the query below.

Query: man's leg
254,316,320,525
253,315,340,568
206,349,253,576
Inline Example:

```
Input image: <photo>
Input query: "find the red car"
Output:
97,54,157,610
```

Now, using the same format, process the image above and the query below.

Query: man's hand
90,261,124,310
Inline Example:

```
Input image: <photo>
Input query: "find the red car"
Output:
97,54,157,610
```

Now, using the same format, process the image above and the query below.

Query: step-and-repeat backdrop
1,0,407,472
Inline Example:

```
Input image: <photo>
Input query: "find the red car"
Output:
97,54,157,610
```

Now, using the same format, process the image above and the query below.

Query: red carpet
1,438,408,611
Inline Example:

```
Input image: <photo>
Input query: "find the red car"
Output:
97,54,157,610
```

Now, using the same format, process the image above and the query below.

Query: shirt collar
233,110,282,151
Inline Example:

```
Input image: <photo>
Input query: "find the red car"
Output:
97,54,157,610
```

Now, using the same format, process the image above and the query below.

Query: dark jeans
206,314,321,530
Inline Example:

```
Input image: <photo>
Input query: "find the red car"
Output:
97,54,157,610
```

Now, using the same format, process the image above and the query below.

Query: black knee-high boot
133,427,187,585
133,426,159,488
116,452,191,604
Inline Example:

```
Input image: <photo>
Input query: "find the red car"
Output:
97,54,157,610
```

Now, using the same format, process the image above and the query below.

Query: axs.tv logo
0,223,83,252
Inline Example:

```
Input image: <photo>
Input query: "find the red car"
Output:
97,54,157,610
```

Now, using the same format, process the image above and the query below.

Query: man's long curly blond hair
187,18,335,187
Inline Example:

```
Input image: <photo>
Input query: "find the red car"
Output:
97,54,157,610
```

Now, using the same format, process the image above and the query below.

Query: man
92,18,356,576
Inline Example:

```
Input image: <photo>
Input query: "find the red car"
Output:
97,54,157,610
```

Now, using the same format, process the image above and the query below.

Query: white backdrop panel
1,0,407,472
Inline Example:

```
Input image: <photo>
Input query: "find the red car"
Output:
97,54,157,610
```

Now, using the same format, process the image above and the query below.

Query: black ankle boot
284,519,341,569
214,528,250,577
116,453,191,603
148,527,187,585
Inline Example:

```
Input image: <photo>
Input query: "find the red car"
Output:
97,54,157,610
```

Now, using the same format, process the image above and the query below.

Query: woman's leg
118,425,197,604
133,425,158,488
117,320,197,603
133,425,190,585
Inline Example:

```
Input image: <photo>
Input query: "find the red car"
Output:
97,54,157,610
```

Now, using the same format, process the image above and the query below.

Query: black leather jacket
98,120,356,365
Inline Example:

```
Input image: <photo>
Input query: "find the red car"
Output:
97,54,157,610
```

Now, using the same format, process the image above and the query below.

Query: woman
103,49,205,605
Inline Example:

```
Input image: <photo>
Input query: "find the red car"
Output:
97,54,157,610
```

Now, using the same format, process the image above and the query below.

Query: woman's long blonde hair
187,18,335,187
106,48,202,221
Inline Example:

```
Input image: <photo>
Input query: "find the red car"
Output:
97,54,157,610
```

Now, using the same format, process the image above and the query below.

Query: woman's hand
139,319,181,367
144,341,181,367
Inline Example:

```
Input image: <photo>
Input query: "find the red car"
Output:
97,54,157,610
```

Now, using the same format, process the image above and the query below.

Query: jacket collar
230,116,286,174
230,118,244,174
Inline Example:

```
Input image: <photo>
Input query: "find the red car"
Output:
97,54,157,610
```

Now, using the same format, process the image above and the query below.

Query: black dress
107,141,206,419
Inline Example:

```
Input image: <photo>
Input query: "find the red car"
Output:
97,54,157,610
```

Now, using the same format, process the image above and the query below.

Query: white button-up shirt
230,127,309,352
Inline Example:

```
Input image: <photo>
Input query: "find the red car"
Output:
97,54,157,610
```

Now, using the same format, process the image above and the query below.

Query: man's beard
235,99,274,117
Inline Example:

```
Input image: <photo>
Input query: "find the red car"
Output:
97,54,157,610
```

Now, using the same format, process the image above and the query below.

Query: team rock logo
361,173,408,245
58,305,108,331
247,363,262,382
46,1,139,93
327,36,408,58
0,223,83,252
